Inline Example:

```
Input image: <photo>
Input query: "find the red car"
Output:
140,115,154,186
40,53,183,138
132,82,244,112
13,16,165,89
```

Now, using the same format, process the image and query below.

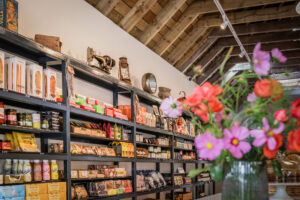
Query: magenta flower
247,92,257,103
250,117,285,150
253,43,270,76
195,132,224,160
224,126,251,159
160,96,182,118
271,48,287,63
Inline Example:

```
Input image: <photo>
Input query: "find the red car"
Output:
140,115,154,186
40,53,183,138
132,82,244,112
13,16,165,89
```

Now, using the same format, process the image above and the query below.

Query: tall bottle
4,159,11,175
42,160,50,181
12,159,18,174
50,160,58,180
17,160,24,174
23,160,32,182
33,160,42,181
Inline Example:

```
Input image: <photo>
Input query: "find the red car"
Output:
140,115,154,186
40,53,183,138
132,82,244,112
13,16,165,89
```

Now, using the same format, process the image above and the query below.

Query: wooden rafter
166,3,298,66
119,0,158,32
139,0,187,45
95,0,120,16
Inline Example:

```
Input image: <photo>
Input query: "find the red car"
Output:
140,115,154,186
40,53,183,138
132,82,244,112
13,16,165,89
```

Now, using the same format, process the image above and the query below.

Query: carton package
6,56,26,93
0,185,25,199
0,0,18,32
25,183,47,196
0,50,5,89
47,182,66,194
43,68,57,101
26,194,48,200
26,63,43,98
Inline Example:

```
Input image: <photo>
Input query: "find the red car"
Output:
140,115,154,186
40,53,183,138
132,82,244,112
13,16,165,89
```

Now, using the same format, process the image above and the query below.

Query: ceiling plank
271,65,300,73
187,0,296,16
209,17,300,38
166,3,298,66
119,0,158,32
95,0,120,16
139,0,187,45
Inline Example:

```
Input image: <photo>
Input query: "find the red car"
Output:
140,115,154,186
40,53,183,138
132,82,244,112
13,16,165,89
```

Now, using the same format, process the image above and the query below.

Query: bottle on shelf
33,160,42,181
50,160,58,180
4,159,11,175
17,159,23,174
23,160,32,182
12,159,18,174
42,160,50,181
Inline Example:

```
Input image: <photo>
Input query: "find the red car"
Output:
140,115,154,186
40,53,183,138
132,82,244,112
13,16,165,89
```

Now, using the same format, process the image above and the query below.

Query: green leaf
210,165,223,182
188,167,210,178
272,160,282,177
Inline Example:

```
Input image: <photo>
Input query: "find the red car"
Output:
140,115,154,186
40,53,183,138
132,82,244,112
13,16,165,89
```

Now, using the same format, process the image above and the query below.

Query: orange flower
287,128,300,152
208,100,223,112
254,79,283,100
263,134,283,159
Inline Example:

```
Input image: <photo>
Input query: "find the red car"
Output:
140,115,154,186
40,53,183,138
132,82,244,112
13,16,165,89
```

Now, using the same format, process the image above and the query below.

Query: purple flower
195,132,224,161
224,126,251,159
231,79,237,86
160,96,182,118
247,92,257,103
272,48,287,63
253,43,270,76
250,117,284,150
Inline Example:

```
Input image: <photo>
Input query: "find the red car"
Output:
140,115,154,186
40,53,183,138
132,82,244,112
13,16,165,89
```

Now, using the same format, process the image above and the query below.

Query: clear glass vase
222,161,269,200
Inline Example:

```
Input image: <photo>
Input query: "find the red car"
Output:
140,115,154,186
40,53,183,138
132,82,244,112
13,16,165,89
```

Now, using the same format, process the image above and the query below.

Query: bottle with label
17,160,24,174
50,160,58,180
0,102,4,124
42,160,50,181
4,159,11,175
33,160,42,181
114,124,121,140
23,160,32,182
12,159,18,174
32,113,41,129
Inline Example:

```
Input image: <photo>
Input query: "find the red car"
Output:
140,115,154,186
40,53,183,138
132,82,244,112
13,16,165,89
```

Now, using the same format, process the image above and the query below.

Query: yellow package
26,194,49,200
5,133,15,150
14,132,39,152
107,189,117,196
26,183,48,196
12,132,21,151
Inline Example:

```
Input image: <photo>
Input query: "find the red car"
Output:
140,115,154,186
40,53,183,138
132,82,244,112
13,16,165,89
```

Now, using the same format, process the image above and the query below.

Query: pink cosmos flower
194,132,224,160
253,43,271,76
224,126,251,159
250,117,285,150
272,48,287,63
274,109,289,122
160,96,182,118
247,92,257,103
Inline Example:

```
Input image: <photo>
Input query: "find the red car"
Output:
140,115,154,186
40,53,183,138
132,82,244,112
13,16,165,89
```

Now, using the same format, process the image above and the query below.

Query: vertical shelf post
131,90,137,200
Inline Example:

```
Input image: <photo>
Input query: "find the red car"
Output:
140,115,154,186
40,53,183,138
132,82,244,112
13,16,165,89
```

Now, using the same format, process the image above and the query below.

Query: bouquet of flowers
160,43,300,181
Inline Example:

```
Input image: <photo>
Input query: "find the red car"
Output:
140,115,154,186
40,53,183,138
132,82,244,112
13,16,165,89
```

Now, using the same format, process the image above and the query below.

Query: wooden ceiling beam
139,0,187,45
95,0,120,16
119,0,158,32
209,17,300,38
271,65,300,73
167,3,298,66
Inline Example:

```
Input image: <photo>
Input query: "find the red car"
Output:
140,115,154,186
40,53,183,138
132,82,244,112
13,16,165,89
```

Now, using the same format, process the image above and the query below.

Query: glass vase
222,161,269,200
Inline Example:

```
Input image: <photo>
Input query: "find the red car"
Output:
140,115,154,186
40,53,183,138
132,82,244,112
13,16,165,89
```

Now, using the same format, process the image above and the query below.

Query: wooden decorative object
119,57,131,85
142,73,157,94
35,34,62,52
87,47,115,74
158,87,171,99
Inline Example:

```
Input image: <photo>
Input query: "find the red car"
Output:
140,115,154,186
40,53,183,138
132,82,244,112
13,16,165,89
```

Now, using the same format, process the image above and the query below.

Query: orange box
25,183,48,196
26,194,49,200
47,182,66,194
48,192,66,200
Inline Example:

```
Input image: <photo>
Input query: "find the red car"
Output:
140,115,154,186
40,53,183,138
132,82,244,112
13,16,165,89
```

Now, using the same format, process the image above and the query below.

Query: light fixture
292,28,300,32
239,52,244,58
220,21,228,30
296,1,300,15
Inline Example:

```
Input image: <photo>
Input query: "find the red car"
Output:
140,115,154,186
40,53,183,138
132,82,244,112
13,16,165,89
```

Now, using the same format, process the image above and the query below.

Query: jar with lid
25,113,33,127
0,102,4,124
5,109,17,125
17,113,25,126
32,113,40,129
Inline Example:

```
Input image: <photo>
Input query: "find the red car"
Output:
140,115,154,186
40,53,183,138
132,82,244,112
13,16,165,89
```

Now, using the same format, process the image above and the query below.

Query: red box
80,105,96,112
105,106,114,117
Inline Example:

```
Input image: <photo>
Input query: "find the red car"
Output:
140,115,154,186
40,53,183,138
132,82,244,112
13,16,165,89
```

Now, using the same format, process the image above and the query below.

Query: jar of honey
5,109,17,125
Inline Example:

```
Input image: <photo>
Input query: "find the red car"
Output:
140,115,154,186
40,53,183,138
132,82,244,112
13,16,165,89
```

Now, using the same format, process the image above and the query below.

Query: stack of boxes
0,185,25,200
25,182,66,200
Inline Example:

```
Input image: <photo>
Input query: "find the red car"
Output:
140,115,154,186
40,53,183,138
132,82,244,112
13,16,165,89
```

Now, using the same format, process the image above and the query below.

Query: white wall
17,0,196,98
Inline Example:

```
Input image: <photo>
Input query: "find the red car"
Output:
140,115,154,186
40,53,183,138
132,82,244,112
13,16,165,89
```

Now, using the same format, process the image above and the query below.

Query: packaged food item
6,56,26,93
71,170,78,179
33,160,42,181
78,170,88,179
0,51,5,89
43,68,57,101
0,102,4,124
0,0,18,32
14,132,39,152
42,160,50,181
25,113,32,127
23,160,32,182
12,159,18,174
0,140,11,151
114,124,121,140
26,63,43,98
4,159,11,175
50,160,58,180
32,112,40,129
5,109,17,125
74,184,88,199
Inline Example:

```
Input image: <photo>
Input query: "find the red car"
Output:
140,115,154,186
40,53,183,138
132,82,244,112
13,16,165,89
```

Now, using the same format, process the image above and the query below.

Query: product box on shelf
43,68,57,101
26,63,43,98
4,174,24,184
0,50,5,89
0,184,25,199
47,182,66,194
0,0,18,32
25,183,48,196
48,192,66,200
6,56,26,94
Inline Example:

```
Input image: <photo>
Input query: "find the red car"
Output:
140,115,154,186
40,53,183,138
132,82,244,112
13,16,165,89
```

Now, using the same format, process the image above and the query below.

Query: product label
0,108,4,119
7,114,16,121
32,114,40,122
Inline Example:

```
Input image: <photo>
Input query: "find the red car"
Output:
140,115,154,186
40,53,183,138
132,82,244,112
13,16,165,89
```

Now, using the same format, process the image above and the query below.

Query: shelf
0,124,63,138
136,124,172,136
0,179,66,186
136,186,173,196
173,159,197,163
0,152,68,160
0,89,66,111
135,158,172,163
70,107,134,127
71,176,132,182
174,147,195,152
173,133,195,141
71,133,131,144
70,155,133,162
87,192,134,200
136,142,171,148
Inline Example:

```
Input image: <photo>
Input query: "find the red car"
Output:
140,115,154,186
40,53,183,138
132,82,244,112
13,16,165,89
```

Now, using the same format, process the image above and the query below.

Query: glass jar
32,113,40,129
5,109,17,125
25,113,32,127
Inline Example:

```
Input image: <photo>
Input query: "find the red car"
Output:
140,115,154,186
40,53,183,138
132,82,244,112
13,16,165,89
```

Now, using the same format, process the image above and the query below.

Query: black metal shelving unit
0,27,214,200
